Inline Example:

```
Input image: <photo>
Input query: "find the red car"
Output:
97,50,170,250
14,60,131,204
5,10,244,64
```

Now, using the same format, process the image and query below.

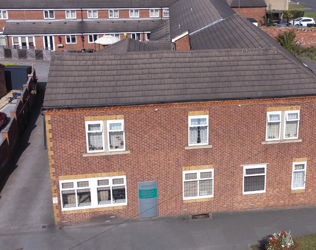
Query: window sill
62,205,127,214
185,145,212,150
83,150,130,157
262,139,302,145
183,197,214,203
291,189,305,193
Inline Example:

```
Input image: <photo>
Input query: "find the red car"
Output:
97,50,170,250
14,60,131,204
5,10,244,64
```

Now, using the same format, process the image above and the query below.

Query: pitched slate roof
97,38,159,54
0,0,179,9
43,48,316,108
221,0,267,8
190,13,271,50
3,19,167,35
169,0,235,39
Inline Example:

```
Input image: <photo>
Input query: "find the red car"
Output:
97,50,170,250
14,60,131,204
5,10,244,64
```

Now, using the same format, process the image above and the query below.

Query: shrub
283,10,305,19
265,231,301,250
276,30,297,50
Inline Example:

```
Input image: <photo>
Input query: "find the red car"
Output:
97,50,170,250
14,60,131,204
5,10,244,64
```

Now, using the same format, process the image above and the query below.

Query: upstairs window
163,8,169,17
88,34,99,43
284,111,300,139
109,9,119,18
85,121,104,152
87,10,98,18
129,9,139,18
44,10,54,19
188,115,208,146
266,110,300,141
266,111,281,140
66,10,76,19
150,9,159,17
0,10,8,19
107,120,125,151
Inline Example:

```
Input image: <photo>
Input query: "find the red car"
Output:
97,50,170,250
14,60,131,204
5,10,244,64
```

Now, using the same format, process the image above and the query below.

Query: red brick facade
261,27,316,47
174,34,190,50
45,96,316,225
232,7,266,26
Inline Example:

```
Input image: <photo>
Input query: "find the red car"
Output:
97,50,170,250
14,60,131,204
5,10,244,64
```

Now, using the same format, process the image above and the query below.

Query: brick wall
0,64,6,98
45,95,316,225
174,34,190,50
232,7,266,26
0,139,10,175
261,26,316,47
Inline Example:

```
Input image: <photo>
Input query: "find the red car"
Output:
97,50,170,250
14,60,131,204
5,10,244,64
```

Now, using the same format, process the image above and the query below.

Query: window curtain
285,121,298,138
88,132,103,149
293,171,305,188
189,126,207,144
267,122,280,139
109,131,124,149
244,176,265,192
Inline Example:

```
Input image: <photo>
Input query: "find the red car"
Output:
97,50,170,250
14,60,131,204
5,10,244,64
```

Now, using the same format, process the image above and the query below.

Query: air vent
191,213,211,220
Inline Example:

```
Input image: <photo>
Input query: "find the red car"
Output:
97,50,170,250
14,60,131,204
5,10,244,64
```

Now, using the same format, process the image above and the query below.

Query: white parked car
291,17,315,26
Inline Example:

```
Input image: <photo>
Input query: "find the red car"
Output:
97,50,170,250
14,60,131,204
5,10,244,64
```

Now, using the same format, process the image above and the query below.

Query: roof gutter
41,93,316,112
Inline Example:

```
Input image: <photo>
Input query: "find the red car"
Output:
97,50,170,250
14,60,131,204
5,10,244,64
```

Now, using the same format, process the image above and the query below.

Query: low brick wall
0,139,10,176
261,26,316,47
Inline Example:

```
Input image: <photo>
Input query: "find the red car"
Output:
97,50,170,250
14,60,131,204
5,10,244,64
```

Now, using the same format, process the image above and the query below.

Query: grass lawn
289,4,310,9
250,233,316,250
304,12,316,18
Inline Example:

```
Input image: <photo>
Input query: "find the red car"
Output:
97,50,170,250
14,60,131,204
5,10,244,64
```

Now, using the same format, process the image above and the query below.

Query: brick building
0,0,266,51
43,1,316,224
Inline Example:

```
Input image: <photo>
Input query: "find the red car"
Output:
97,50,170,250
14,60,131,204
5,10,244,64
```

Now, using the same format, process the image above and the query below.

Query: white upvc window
292,162,306,190
107,33,120,39
146,33,151,41
87,10,98,18
188,115,209,146
88,34,99,43
129,9,139,18
183,169,214,200
284,110,300,139
266,110,300,141
163,8,169,17
266,111,281,141
150,9,159,17
44,10,54,19
0,10,8,19
65,35,77,44
107,120,125,151
66,10,76,19
243,164,266,194
60,176,127,211
85,121,104,153
109,9,119,18
131,33,141,41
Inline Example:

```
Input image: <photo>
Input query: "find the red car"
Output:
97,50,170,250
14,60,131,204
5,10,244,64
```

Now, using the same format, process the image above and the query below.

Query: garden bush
265,231,301,250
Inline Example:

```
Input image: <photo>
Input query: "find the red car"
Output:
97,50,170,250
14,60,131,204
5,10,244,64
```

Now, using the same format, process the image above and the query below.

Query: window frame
65,35,77,44
183,169,214,200
150,9,159,18
291,161,306,190
109,9,119,18
87,10,98,18
0,10,8,20
188,115,209,146
65,10,77,19
88,34,99,43
284,110,300,140
129,9,139,18
43,10,55,19
163,8,169,17
85,121,105,153
266,111,281,141
60,176,127,211
243,164,267,195
107,119,125,152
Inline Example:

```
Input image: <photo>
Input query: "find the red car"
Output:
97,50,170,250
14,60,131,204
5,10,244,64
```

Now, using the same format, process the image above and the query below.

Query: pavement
0,57,316,250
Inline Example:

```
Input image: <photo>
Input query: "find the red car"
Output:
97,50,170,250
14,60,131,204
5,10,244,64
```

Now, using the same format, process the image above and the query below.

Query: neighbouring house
43,0,316,226
0,0,266,52
264,0,288,10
